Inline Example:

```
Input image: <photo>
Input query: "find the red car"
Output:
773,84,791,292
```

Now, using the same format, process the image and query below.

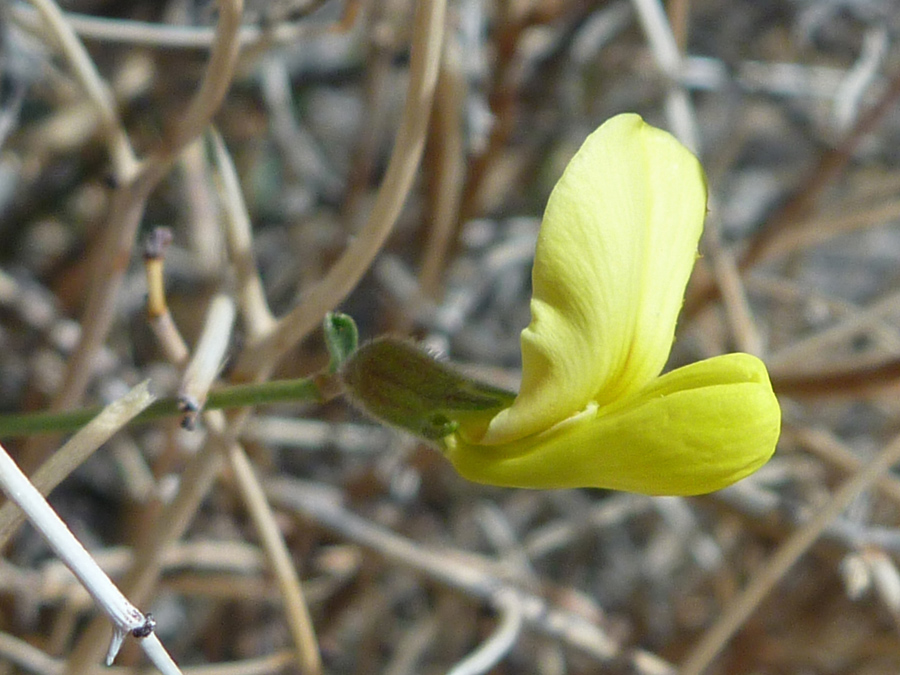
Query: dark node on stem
314,371,345,403
178,395,200,430
132,614,156,639
143,227,174,260
102,172,119,190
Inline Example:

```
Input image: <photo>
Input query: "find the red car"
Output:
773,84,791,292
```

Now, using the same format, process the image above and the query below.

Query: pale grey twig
208,128,276,339
630,0,699,152
446,589,523,675
266,476,674,673
834,26,888,131
260,55,343,198
62,441,223,672
0,630,295,675
138,635,181,675
10,1,348,50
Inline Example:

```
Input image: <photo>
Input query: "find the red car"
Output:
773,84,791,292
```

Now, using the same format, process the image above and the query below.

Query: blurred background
2,0,900,673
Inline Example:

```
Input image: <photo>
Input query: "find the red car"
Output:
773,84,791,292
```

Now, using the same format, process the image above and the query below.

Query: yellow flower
343,113,780,495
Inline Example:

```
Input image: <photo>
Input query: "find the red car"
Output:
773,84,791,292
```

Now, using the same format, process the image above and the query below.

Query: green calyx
340,338,516,441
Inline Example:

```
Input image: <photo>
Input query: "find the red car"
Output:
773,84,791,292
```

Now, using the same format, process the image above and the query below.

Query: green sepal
340,338,516,441
323,312,360,374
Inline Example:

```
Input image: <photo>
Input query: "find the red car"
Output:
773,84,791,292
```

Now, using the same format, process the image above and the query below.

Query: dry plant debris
2,0,900,673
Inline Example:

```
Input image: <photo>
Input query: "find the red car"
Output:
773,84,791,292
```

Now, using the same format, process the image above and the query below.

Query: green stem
0,376,326,439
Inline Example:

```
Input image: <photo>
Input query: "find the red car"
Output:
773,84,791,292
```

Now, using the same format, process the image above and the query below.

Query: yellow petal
444,354,780,495
480,114,708,445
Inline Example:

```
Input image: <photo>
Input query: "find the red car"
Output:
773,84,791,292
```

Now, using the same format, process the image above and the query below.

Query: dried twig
177,295,236,429
62,443,223,673
232,0,447,379
143,228,190,366
47,0,243,420
24,0,138,181
215,414,322,675
267,476,676,675
208,129,276,338
10,0,360,49
681,431,900,675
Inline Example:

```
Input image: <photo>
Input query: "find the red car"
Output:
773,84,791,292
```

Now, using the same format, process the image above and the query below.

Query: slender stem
0,382,155,550
206,377,325,408
0,376,326,439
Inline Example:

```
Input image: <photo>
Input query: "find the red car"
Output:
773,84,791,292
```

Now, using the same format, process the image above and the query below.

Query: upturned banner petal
444,353,780,495
479,114,708,445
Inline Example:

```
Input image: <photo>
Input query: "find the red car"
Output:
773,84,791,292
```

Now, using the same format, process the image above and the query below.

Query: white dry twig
178,294,236,427
0,441,180,673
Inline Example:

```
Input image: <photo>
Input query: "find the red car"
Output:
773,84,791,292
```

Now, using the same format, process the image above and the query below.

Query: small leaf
323,312,359,373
